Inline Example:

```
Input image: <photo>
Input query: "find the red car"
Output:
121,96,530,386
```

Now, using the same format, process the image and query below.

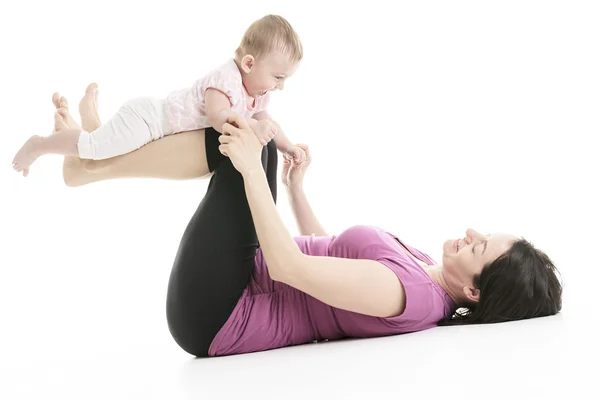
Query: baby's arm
205,89,260,133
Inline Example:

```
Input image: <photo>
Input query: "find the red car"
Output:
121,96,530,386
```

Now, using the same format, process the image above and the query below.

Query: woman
51,85,562,357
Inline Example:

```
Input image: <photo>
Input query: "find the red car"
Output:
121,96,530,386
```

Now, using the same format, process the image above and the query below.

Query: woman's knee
205,127,227,172
166,311,213,357
62,157,97,187
169,331,211,357
266,139,277,159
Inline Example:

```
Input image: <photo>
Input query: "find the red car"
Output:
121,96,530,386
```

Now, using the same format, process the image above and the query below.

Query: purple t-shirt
208,225,455,356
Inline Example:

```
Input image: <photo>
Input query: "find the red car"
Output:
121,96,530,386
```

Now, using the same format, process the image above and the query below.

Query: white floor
1,298,595,400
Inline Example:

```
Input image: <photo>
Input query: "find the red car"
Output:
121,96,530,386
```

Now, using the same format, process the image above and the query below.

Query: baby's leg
57,86,211,187
14,88,162,176
76,96,168,160
12,125,81,177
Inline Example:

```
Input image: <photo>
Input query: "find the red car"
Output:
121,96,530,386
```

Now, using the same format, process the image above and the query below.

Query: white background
1,0,599,399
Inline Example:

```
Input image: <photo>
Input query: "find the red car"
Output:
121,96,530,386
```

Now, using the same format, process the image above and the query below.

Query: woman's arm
242,167,405,318
288,186,328,237
220,117,406,318
282,145,328,236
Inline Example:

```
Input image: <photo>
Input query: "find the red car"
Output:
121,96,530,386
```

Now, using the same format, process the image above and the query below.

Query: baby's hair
235,15,303,62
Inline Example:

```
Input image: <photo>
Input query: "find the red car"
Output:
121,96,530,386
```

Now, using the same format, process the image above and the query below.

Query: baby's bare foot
79,83,101,131
13,112,81,177
53,109,70,132
12,136,44,177
52,92,80,129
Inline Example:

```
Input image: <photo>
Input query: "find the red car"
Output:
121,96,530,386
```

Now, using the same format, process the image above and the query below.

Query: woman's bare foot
55,85,104,186
79,83,101,132
54,110,90,187
50,89,93,184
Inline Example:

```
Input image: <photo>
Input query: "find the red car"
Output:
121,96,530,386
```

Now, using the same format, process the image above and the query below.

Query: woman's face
442,229,518,301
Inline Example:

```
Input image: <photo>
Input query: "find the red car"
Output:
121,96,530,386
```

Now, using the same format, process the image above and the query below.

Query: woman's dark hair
439,239,563,325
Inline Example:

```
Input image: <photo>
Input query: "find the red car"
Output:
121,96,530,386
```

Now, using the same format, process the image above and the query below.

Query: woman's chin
442,239,453,255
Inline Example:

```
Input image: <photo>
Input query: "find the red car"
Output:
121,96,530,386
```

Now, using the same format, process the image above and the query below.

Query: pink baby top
208,225,456,356
164,59,270,133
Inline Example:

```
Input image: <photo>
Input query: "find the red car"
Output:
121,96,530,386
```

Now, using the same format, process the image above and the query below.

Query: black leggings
165,127,278,357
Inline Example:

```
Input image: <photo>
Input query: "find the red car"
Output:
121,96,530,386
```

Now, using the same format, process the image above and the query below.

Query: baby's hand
254,120,277,146
285,146,307,164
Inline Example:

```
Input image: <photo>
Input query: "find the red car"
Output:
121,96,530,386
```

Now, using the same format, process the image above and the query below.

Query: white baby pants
77,97,173,160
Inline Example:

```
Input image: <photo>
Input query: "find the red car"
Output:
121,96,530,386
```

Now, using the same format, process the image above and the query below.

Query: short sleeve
202,68,243,107
375,257,436,325
360,242,437,326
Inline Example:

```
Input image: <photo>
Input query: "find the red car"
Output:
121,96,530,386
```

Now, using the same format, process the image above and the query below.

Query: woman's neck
424,265,463,305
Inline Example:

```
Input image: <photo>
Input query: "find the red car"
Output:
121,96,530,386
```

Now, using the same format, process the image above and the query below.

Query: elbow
267,252,305,284
206,108,231,133
206,114,222,132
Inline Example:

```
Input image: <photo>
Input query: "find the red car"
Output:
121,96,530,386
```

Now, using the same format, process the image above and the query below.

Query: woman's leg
63,129,210,186
54,86,211,187
166,129,278,357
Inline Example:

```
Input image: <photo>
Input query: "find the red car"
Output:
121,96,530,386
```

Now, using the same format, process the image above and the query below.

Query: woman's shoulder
335,225,437,266
336,225,393,242
338,224,380,234
331,225,399,254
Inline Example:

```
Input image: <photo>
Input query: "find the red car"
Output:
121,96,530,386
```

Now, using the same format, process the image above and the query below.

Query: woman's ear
463,286,481,303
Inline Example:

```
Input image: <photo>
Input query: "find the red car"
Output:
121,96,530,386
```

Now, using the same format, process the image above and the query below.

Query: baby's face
243,52,298,98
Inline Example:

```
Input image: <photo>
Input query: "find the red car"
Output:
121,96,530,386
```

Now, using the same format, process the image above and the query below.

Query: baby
12,14,305,176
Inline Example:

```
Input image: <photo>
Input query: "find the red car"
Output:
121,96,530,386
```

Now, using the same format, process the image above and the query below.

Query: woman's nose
466,229,486,245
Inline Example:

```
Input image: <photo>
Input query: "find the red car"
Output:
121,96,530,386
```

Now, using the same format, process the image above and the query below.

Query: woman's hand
284,145,307,165
219,115,263,176
281,143,311,189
